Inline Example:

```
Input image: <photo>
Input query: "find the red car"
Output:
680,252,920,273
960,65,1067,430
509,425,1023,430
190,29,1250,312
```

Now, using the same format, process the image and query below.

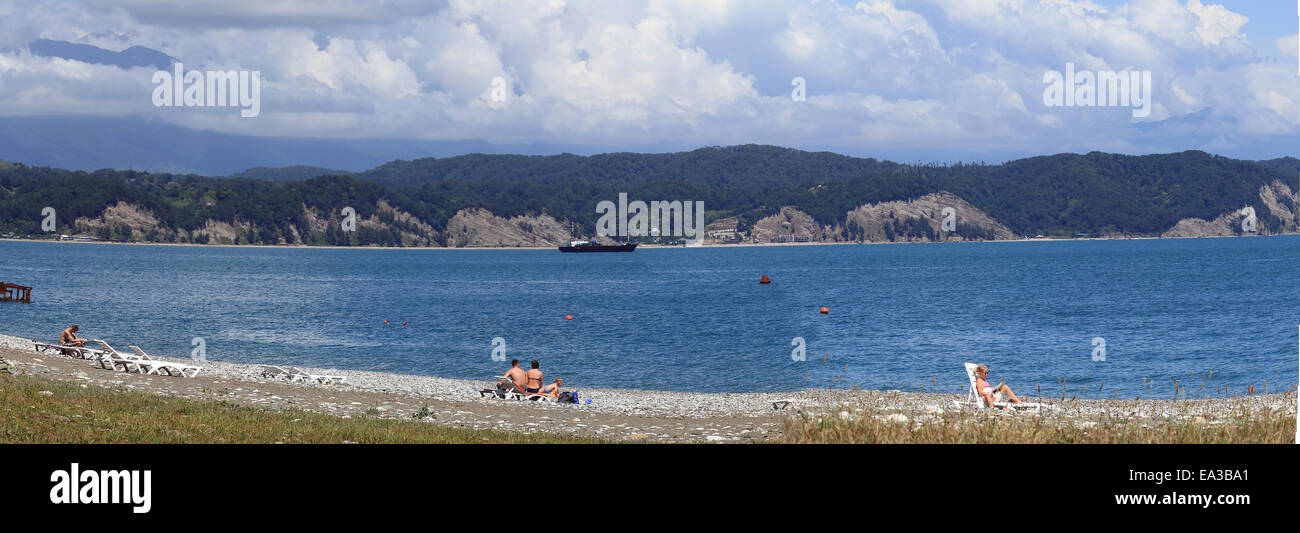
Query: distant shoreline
2,233,1289,251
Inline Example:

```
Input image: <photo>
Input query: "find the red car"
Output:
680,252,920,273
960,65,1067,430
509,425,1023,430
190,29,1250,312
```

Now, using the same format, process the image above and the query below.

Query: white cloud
0,0,1296,159
1279,33,1299,59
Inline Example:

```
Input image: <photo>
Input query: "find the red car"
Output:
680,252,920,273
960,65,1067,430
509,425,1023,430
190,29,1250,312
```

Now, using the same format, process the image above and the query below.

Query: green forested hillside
0,146,1294,245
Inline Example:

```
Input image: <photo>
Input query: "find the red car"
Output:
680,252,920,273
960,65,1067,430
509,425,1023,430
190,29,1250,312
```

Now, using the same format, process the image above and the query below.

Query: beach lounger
33,341,103,360
479,375,525,399
955,363,1050,413
261,365,299,381
288,366,345,385
129,346,204,377
92,340,147,373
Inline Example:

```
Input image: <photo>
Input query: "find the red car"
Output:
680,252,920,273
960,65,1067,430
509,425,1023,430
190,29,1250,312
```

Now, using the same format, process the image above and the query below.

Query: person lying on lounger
59,325,88,347
975,364,1023,411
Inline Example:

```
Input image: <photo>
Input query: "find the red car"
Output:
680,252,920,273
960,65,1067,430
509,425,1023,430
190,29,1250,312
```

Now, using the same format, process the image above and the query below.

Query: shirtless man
498,359,527,394
59,325,88,347
975,364,1023,411
523,360,544,394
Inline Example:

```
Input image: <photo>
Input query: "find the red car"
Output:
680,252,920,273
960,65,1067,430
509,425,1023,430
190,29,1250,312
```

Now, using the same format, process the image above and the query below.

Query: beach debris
924,405,944,415
38,390,53,396
0,282,32,303
706,435,725,442
885,413,909,424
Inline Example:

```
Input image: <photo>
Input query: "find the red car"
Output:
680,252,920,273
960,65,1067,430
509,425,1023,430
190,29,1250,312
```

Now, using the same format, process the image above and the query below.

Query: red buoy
759,274,771,284
565,315,573,320
820,307,829,314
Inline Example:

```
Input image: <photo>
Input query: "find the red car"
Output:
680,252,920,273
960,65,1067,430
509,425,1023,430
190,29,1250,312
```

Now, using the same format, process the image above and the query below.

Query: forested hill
360,145,903,189
926,151,1289,235
0,146,1295,246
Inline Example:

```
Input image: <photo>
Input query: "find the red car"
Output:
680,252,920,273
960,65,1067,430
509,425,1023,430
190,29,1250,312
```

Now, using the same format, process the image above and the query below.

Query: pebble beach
2,333,1294,443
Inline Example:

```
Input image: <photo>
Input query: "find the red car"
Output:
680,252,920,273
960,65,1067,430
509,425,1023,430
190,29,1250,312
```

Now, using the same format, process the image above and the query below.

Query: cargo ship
558,239,637,252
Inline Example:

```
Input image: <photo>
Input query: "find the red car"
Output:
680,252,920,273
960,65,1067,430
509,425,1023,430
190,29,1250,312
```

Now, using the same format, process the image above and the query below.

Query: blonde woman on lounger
974,364,1023,411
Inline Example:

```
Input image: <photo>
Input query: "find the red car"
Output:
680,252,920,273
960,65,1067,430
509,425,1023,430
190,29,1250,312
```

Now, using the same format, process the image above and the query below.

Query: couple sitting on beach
499,359,563,399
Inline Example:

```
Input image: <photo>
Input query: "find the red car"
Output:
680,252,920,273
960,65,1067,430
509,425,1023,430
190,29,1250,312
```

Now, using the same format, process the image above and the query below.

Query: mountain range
1,146,1296,248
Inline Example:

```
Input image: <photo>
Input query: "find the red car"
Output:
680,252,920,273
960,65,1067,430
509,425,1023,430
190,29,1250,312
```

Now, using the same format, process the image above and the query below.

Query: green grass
781,402,1296,444
0,372,605,444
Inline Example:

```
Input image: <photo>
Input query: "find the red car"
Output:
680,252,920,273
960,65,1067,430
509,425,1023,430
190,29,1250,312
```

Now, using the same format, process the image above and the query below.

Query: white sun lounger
92,340,147,373
129,346,204,377
956,362,1050,413
289,366,345,385
33,341,103,360
479,375,525,399
261,365,298,381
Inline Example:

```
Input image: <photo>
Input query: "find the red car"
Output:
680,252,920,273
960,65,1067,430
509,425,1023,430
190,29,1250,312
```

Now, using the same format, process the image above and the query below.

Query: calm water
1,237,1296,395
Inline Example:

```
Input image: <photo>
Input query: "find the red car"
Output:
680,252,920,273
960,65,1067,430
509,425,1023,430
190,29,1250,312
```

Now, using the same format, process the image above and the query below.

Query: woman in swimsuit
974,364,1023,410
541,378,563,398
524,360,544,393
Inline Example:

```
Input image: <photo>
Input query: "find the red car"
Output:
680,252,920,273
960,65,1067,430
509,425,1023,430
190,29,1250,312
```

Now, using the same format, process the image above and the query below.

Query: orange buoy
402,322,407,326
565,315,573,320
819,307,829,314
759,274,771,284
384,319,389,325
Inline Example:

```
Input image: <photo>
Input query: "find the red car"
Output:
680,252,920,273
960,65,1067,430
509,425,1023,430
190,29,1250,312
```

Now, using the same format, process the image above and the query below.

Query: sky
0,0,1297,164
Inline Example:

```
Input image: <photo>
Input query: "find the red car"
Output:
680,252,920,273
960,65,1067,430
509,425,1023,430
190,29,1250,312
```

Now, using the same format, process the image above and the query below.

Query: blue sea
1,237,1296,396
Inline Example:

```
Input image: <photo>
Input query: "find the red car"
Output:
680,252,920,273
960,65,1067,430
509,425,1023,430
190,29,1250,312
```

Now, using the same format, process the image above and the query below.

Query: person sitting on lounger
975,364,1022,411
498,359,527,394
541,378,563,398
60,325,87,347
523,360,544,394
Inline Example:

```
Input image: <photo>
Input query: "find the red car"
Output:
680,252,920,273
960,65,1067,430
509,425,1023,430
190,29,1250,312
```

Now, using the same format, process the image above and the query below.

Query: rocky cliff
1161,180,1298,238
444,208,572,247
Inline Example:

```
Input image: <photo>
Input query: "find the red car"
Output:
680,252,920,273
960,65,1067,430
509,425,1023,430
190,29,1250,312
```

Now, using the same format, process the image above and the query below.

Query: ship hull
558,243,637,253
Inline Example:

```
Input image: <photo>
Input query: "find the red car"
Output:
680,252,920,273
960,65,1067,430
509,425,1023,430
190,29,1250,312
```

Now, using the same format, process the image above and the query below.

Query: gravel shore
3,333,1293,443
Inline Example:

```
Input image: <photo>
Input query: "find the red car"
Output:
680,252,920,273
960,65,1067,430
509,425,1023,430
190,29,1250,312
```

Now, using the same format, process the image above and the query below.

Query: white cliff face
1161,180,1299,238
748,192,1014,244
749,206,831,242
444,208,573,248
842,191,1015,242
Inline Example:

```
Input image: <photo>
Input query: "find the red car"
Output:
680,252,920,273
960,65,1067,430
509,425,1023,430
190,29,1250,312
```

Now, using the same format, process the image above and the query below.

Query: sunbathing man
59,325,88,347
975,364,1023,411
523,360,544,394
541,378,563,399
498,359,527,394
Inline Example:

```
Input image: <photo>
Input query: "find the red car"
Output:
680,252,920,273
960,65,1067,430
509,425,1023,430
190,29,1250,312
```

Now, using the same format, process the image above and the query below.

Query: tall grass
782,398,1295,444
0,372,603,444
